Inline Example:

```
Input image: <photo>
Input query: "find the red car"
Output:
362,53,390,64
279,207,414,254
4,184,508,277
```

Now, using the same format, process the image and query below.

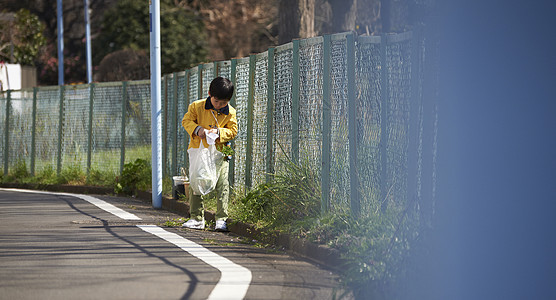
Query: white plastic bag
206,131,219,145
188,141,218,195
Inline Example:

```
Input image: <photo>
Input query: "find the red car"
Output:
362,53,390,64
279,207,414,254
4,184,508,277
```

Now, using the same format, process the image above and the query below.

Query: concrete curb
0,183,345,272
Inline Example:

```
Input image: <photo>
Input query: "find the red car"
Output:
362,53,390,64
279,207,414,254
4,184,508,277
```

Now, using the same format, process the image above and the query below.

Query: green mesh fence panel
186,68,200,179
299,38,324,178
125,81,151,163
6,90,34,172
61,85,90,173
34,87,61,173
189,68,199,102
233,59,250,188
356,37,383,215
186,68,199,177
202,64,214,98
217,62,231,79
385,36,413,208
273,45,293,172
90,83,123,174
176,73,188,173
161,77,167,174
164,76,174,175
251,53,269,187
329,37,350,213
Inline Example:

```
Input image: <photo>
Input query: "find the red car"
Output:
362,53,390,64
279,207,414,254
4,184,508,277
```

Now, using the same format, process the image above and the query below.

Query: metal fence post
380,35,391,212
172,72,178,175
162,75,168,179
292,39,300,164
347,33,360,217
184,70,190,171
229,59,237,186
120,81,128,175
57,85,65,175
245,55,256,190
30,87,38,176
87,83,95,175
266,48,275,183
197,65,203,100
321,35,332,213
3,90,11,176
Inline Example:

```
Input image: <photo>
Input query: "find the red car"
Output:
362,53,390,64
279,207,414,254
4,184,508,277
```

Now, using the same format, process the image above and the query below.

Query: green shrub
87,168,117,187
34,165,57,184
57,165,86,185
232,155,321,230
5,160,31,183
115,158,151,195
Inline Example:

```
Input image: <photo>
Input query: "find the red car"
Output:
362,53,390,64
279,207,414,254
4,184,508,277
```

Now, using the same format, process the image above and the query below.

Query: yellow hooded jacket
182,98,238,150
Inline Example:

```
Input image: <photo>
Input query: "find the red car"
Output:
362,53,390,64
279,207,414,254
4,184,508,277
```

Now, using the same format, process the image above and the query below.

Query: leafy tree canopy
0,8,46,66
94,0,207,76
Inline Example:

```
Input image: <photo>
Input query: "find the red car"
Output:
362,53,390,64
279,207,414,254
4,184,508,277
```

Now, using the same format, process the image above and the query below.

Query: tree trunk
329,0,357,33
299,0,316,39
278,0,315,44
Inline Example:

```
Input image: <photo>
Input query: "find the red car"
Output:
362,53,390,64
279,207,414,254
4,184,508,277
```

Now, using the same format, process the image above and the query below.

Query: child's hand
206,129,219,145
197,127,207,138
197,128,217,139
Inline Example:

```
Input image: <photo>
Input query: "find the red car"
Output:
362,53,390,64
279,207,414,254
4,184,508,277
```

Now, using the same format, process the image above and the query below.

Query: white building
0,63,37,91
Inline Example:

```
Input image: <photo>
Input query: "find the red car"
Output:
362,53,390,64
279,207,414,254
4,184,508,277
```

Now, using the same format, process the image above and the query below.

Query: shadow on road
60,196,197,300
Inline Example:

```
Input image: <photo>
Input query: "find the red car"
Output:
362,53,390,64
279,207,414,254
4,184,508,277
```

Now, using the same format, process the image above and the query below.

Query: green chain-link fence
0,30,437,219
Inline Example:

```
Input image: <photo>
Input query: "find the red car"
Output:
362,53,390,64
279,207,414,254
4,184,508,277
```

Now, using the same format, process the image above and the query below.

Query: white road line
2,188,253,299
74,194,142,220
0,188,141,220
137,225,252,300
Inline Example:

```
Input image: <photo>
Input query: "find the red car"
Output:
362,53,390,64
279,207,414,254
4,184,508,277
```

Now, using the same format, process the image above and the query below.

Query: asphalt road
0,189,343,300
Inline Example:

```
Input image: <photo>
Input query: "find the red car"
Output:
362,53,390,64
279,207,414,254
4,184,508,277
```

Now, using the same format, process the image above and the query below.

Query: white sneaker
182,219,204,229
215,220,228,232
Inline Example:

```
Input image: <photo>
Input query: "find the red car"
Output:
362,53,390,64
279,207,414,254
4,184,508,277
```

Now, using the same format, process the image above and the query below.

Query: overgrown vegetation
2,160,32,183
296,208,421,299
227,154,422,300
230,156,320,230
2,161,117,187
114,158,151,195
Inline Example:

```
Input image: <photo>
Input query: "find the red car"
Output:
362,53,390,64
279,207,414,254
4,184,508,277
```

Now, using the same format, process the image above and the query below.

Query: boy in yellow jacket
181,77,238,230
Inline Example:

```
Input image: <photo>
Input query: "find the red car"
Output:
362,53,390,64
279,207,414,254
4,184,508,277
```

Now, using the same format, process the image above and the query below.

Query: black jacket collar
205,97,229,115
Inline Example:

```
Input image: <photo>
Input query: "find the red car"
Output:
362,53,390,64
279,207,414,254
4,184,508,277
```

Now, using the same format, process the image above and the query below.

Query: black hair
209,77,234,101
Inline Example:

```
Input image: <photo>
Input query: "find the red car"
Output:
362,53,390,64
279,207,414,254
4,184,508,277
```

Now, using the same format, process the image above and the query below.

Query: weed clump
3,160,31,183
115,158,151,195
229,150,422,299
231,156,320,230
299,210,421,300
57,165,86,185
86,168,117,187
34,165,57,184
